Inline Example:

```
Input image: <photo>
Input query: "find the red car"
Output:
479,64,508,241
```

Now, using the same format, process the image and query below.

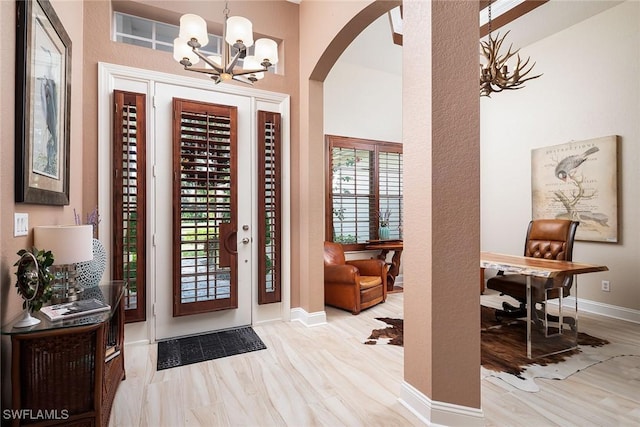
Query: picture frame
531,136,618,243
15,0,72,205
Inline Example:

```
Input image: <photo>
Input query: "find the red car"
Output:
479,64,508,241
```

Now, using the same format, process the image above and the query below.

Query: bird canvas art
531,136,618,242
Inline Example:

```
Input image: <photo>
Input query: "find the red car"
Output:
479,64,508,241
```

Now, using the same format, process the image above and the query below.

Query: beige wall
1,0,85,409
298,0,401,313
1,0,85,324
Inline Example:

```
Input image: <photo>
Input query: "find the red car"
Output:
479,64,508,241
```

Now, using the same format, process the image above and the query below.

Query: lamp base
51,264,84,304
14,310,41,328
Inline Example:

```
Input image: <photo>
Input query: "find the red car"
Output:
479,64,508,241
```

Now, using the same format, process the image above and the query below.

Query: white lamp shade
243,56,264,79
179,14,209,47
34,225,94,265
225,16,253,47
173,38,200,64
254,38,278,65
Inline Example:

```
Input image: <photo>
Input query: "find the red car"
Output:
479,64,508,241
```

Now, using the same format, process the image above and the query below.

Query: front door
154,83,252,340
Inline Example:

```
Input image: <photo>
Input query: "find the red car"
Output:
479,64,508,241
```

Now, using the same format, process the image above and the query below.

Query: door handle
241,237,250,244
219,222,237,268
224,231,239,254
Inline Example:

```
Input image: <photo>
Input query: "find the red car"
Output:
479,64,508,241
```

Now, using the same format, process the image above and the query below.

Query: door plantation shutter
172,98,238,316
113,90,147,323
257,111,282,304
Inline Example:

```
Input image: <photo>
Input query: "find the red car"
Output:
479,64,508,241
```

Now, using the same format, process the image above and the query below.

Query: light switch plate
14,213,29,237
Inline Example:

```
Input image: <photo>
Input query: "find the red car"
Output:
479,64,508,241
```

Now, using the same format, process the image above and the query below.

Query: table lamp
34,225,93,303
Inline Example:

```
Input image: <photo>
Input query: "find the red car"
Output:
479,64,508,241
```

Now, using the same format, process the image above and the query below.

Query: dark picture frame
15,0,72,205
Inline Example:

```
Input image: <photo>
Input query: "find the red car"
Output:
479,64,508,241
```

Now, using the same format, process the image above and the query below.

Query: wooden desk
365,240,403,292
480,252,608,358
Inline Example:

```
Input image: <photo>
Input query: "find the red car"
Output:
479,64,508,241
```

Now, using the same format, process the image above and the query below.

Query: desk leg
526,275,532,359
388,250,403,291
376,249,402,291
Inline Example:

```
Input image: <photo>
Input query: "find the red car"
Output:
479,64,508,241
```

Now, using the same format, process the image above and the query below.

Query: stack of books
41,298,111,322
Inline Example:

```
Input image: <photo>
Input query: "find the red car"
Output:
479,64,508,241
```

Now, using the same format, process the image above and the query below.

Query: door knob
241,237,250,244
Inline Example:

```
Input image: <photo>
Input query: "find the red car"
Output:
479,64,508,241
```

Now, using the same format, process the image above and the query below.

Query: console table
1,281,126,427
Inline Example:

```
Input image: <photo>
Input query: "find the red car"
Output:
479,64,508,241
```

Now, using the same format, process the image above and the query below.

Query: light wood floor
109,292,640,426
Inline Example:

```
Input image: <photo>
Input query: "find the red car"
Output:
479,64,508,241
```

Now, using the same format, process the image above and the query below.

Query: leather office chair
487,219,579,325
323,241,387,314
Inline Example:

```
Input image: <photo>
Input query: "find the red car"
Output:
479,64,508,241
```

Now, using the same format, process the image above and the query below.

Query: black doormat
157,326,266,371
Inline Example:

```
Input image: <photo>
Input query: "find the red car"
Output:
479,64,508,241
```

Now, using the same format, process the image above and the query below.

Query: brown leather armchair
487,219,579,325
324,241,387,314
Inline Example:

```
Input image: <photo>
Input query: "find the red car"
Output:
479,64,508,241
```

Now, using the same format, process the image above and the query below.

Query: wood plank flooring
109,292,640,426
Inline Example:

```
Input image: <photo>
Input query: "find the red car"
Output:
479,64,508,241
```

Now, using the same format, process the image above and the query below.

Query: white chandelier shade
254,38,278,66
225,16,253,48
178,14,209,47
173,5,278,85
173,37,199,64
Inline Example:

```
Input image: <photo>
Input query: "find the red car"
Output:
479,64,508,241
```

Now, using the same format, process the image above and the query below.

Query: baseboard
549,296,640,324
123,338,151,346
399,381,484,426
290,307,327,327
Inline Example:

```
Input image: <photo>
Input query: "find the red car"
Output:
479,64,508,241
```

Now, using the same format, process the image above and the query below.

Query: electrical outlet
601,280,610,292
14,213,29,237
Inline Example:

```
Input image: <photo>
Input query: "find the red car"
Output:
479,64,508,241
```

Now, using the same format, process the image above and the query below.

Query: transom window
325,135,403,250
113,12,276,71
114,12,223,57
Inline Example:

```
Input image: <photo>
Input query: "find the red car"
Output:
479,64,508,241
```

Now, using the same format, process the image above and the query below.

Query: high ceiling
481,0,624,47
480,0,549,38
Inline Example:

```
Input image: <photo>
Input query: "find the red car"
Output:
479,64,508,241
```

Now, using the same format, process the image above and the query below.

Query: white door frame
98,62,291,344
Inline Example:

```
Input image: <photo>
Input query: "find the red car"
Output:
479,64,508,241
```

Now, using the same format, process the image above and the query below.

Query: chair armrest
324,264,359,285
347,259,386,277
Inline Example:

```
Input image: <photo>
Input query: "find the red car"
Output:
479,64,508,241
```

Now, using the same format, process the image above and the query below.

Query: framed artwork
15,0,72,205
531,136,618,243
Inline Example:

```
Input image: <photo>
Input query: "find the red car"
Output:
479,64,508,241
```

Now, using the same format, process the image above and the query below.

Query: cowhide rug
364,307,638,392
364,317,403,346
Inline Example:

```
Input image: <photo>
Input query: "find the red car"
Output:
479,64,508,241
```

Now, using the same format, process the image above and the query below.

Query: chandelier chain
487,1,492,37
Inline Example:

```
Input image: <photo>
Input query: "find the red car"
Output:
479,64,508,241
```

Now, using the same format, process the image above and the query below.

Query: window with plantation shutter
172,98,238,316
378,150,403,238
113,90,147,323
257,111,281,304
326,135,403,251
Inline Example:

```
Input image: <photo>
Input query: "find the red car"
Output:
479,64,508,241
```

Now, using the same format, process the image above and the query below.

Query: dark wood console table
365,240,403,291
1,281,126,427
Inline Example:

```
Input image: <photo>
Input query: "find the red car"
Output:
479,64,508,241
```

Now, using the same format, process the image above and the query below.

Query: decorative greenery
14,247,55,312
333,234,357,244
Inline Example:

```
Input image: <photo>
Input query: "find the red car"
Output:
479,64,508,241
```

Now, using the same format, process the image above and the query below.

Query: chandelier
479,2,541,97
173,3,278,85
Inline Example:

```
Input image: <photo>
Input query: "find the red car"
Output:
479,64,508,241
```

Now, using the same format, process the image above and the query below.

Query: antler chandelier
480,2,541,97
173,2,278,85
